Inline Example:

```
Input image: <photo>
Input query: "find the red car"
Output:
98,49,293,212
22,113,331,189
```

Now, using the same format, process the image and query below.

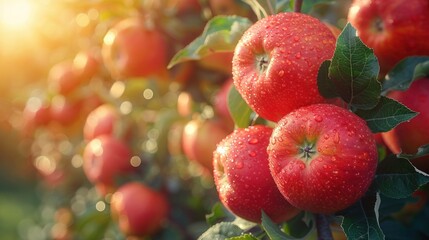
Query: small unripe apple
110,182,169,236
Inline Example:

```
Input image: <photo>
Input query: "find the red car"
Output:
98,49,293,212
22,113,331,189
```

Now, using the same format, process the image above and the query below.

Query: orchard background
0,0,429,239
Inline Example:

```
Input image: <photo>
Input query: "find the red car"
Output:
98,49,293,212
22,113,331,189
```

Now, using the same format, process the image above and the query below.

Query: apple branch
294,0,303,13
315,214,333,240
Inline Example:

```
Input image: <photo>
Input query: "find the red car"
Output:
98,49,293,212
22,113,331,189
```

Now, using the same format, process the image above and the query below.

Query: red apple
83,104,121,141
348,0,429,75
22,97,51,134
213,77,234,127
82,135,135,186
268,104,378,213
48,61,84,96
382,78,429,172
213,125,301,223
101,17,168,80
72,49,100,82
50,95,82,126
110,182,169,236
232,12,336,122
182,118,232,173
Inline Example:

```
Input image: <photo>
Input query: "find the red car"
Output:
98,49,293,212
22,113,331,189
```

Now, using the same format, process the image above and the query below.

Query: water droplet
293,36,299,42
248,138,258,144
235,161,244,169
334,132,340,144
248,151,256,157
323,134,329,140
295,52,301,59
278,70,285,77
315,115,323,122
332,170,339,174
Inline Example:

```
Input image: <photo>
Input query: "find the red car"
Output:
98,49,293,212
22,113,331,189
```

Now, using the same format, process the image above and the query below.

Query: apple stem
315,214,334,240
294,0,303,13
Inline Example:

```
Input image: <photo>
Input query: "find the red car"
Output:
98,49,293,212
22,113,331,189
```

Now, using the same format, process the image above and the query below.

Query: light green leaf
168,16,252,68
198,222,243,240
227,85,254,128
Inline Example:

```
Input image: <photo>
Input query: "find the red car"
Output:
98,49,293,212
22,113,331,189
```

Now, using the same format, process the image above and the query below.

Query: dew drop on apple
333,132,340,144
314,115,323,122
248,151,256,157
248,138,258,144
235,161,244,169
295,52,301,59
278,70,285,77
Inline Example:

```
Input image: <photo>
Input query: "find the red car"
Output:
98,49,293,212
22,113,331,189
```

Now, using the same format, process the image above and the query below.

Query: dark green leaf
226,234,258,240
198,222,243,240
337,192,384,240
206,202,228,226
374,155,429,199
354,96,418,133
382,56,429,94
282,211,314,238
261,211,294,240
329,23,381,109
227,85,254,128
413,60,429,80
317,60,339,98
378,195,414,219
168,16,252,68
398,144,429,160
380,219,421,240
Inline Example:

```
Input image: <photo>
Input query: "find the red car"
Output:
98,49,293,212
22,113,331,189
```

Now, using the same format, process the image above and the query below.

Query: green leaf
413,60,429,80
354,96,418,133
398,144,429,160
168,16,252,68
374,155,429,199
282,211,315,239
338,192,384,240
206,202,228,226
317,60,339,98
382,56,429,94
329,23,381,109
261,211,294,240
198,222,243,240
226,234,258,240
227,85,254,128
380,219,421,240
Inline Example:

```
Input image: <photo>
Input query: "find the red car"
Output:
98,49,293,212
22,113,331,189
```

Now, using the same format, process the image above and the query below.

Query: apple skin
101,17,168,80
268,104,378,214
348,0,429,75
82,135,135,186
232,12,336,122
22,97,51,134
50,95,82,126
213,125,301,223
83,104,120,141
182,118,232,173
381,78,429,172
111,182,169,236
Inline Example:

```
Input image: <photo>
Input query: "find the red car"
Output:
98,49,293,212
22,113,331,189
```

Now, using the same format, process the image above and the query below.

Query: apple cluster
16,0,429,239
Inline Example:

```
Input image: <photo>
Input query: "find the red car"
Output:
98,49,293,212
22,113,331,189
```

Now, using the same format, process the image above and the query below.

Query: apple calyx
371,17,384,33
255,54,270,73
298,140,318,163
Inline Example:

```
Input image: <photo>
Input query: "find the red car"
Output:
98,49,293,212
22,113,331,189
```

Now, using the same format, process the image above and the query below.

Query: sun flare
0,0,34,30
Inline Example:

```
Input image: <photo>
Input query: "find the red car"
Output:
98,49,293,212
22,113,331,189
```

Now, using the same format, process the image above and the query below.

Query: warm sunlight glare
0,0,34,30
